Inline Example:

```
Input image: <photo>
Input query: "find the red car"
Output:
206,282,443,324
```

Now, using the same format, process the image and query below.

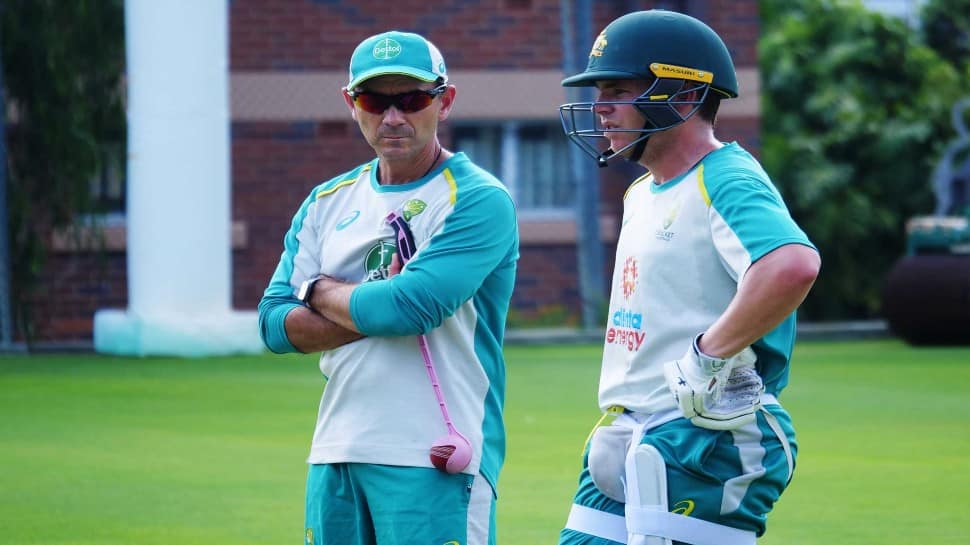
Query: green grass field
2,339,969,544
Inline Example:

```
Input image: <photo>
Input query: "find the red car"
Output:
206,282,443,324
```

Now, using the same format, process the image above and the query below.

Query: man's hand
663,335,764,430
388,252,403,277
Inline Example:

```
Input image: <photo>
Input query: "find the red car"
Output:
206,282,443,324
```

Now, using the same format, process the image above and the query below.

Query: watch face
298,279,312,302
300,275,323,303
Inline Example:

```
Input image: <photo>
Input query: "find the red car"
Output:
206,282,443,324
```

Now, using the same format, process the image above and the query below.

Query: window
453,121,576,216
89,141,126,216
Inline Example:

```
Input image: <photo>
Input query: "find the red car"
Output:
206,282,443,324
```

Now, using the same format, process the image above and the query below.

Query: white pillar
94,0,261,356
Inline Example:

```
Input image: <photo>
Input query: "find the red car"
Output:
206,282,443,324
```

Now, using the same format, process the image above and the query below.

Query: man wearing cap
257,30,519,545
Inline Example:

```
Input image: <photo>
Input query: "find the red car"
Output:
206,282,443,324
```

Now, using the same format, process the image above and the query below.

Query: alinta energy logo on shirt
621,256,638,300
607,307,644,352
608,255,645,351
364,240,396,282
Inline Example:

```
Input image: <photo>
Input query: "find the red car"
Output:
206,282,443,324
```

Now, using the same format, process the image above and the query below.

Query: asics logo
336,210,361,231
672,499,695,516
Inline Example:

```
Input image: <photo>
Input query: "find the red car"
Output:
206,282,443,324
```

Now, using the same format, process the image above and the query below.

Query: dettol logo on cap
373,38,402,60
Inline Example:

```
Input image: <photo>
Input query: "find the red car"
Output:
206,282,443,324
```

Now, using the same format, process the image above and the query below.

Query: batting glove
663,334,764,430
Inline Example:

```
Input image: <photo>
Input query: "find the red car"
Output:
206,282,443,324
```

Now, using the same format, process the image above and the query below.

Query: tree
1,0,125,342
921,0,970,73
759,0,963,319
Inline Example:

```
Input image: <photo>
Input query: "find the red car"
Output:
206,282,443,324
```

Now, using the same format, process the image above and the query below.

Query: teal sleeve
257,189,318,354
350,185,518,336
710,174,814,261
705,150,816,261
257,300,301,354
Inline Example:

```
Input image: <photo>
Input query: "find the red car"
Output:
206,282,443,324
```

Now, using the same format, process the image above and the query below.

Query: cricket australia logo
402,198,427,221
373,38,401,60
364,241,396,281
656,201,681,241
621,256,638,299
590,31,608,57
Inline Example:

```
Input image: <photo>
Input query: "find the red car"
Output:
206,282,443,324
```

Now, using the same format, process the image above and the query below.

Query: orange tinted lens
354,90,435,114
394,91,435,113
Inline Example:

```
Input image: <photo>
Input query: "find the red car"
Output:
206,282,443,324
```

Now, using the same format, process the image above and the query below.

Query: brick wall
230,0,568,71
230,120,374,309
22,0,761,343
23,250,127,342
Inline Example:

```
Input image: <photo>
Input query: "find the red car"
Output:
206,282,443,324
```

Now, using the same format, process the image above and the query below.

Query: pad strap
759,404,794,483
624,507,756,545
565,504,628,544
565,504,757,545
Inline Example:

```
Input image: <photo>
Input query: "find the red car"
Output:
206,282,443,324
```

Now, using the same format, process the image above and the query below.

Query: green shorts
560,404,797,544
305,463,496,545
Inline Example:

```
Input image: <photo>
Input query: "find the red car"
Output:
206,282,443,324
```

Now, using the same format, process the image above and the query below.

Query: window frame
452,119,577,220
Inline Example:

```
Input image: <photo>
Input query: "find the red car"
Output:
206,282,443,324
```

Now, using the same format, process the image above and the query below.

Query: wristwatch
297,275,325,306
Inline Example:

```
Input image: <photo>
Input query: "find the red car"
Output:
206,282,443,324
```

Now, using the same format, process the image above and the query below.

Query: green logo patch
373,38,401,60
403,199,427,221
364,241,396,281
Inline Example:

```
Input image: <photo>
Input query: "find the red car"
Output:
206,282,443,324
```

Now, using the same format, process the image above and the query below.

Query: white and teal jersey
601,142,814,414
258,152,519,491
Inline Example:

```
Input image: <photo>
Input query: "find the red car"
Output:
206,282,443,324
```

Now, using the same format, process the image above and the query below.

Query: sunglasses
349,84,448,115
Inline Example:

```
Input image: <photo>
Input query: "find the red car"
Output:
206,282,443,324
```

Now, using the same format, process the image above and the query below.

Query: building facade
26,0,761,344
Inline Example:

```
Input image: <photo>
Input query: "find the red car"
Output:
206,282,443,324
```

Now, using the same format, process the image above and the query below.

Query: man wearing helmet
558,10,820,545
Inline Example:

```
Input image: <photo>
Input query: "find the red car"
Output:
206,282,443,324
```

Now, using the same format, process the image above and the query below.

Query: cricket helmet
559,10,739,166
